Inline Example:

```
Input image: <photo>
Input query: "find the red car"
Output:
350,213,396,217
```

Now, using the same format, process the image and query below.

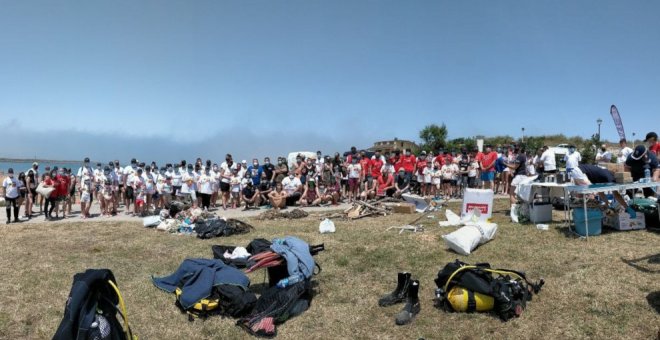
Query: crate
573,208,603,236
529,203,553,223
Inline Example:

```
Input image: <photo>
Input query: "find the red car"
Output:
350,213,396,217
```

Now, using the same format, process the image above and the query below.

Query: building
369,138,418,154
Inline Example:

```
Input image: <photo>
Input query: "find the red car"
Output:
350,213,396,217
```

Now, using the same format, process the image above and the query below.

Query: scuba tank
447,286,494,312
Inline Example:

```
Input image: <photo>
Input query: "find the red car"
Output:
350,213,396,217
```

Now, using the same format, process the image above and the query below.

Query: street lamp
596,118,603,142
632,132,636,148
521,127,525,143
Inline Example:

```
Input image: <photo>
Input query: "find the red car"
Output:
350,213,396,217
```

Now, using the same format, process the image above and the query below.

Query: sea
0,160,82,175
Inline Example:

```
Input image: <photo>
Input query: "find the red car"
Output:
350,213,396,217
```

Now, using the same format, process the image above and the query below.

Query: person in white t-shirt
563,146,582,172
422,161,434,197
2,168,20,224
281,171,303,206
617,138,633,164
537,146,557,182
123,158,138,214
595,144,612,165
77,157,95,218
198,168,214,210
347,158,362,202
220,154,236,210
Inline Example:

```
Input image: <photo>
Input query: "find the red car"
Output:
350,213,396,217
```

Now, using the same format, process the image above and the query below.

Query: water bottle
644,168,651,182
277,275,302,288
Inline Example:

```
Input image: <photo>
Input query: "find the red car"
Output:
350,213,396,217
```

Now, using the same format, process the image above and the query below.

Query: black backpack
53,269,136,340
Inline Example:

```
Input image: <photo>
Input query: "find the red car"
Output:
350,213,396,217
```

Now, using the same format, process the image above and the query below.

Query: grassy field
0,199,658,340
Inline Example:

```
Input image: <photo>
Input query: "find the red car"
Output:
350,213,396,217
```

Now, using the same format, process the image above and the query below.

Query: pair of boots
378,272,420,325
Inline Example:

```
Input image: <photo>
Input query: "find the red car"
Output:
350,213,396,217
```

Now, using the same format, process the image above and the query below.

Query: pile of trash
143,206,253,238
322,200,391,220
256,208,309,220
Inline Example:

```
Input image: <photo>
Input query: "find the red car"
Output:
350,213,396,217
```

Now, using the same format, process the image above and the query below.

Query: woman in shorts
299,178,321,206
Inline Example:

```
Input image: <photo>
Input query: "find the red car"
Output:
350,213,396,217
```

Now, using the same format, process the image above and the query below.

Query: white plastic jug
319,218,336,233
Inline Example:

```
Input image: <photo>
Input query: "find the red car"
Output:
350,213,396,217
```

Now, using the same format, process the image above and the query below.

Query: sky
1,0,658,163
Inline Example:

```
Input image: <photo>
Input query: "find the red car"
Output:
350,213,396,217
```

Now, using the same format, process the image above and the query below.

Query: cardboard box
605,163,625,173
462,189,494,222
615,172,632,184
604,213,646,231
392,203,416,214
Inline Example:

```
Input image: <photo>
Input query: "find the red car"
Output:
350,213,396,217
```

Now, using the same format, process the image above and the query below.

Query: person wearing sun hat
625,144,659,197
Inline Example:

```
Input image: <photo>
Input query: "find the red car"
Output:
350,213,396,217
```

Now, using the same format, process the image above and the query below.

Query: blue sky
0,0,657,162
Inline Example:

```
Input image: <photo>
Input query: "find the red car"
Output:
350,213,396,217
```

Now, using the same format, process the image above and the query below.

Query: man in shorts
480,144,498,190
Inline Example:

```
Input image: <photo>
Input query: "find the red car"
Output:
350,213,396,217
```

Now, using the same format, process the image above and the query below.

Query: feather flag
610,105,626,140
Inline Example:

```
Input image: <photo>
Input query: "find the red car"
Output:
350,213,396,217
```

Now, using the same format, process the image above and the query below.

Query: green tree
419,123,448,152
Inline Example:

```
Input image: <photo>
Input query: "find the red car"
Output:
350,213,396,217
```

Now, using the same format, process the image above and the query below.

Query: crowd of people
2,132,659,224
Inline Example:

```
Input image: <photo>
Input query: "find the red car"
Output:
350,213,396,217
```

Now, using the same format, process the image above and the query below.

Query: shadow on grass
646,291,660,314
621,253,660,274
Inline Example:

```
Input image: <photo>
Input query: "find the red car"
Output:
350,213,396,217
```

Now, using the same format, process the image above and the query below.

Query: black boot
379,272,411,307
395,280,420,325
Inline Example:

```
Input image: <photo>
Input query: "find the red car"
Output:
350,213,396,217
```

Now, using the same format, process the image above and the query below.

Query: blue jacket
270,236,315,280
152,258,250,309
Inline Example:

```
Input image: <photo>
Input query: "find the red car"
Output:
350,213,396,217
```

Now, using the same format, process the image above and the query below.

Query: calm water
0,161,81,175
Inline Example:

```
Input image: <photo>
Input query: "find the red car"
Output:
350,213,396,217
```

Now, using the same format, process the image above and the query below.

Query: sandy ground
0,197,364,224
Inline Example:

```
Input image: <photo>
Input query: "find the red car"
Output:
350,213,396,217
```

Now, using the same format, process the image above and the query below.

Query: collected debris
256,208,309,220
386,225,425,234
321,200,391,220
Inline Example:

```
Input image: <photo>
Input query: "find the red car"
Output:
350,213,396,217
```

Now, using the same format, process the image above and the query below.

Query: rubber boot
395,280,420,326
378,272,411,307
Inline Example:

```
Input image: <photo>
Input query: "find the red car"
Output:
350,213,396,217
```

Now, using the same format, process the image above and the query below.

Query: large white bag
143,215,162,228
442,223,498,255
36,183,55,198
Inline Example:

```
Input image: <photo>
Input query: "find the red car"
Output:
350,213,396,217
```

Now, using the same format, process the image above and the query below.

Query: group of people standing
3,132,659,224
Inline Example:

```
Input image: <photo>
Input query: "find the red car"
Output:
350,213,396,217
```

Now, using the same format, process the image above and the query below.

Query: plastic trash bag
319,218,336,233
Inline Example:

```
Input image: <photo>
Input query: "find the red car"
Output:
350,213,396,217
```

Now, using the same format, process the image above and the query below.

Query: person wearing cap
625,145,659,197
2,168,21,224
93,162,104,202
77,157,95,218
645,132,660,157
24,162,39,218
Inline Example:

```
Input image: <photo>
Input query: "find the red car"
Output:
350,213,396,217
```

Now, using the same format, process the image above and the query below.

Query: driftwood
320,200,392,220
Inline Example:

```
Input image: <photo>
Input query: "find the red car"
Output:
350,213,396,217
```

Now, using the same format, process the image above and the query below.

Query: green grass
0,199,658,339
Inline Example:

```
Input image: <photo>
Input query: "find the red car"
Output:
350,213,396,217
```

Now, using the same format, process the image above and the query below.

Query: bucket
573,208,603,236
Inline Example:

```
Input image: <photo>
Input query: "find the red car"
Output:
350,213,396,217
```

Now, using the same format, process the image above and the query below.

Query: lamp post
521,127,525,143
596,118,603,142
632,132,636,148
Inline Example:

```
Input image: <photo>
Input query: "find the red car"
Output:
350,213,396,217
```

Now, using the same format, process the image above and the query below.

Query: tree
419,123,448,152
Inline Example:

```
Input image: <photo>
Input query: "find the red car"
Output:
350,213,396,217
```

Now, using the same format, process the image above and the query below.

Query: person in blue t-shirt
246,159,264,186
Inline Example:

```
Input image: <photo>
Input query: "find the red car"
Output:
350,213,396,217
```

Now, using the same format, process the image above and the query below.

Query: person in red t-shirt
479,145,498,190
371,151,384,187
42,170,59,220
390,151,401,173
396,149,416,181
56,169,70,218
434,150,445,168
377,168,395,197
645,132,660,156
359,151,372,182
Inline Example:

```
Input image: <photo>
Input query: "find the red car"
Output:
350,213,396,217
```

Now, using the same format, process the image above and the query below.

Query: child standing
230,169,242,209
422,161,434,197
347,159,362,202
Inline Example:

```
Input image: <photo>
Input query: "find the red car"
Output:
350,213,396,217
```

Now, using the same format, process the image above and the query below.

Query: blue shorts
481,172,495,181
